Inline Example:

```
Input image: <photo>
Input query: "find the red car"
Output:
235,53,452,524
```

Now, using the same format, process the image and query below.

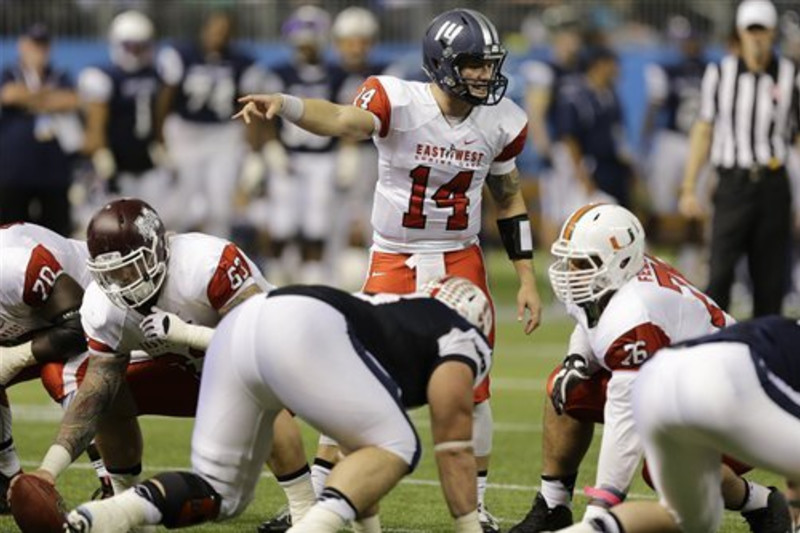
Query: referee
679,0,799,317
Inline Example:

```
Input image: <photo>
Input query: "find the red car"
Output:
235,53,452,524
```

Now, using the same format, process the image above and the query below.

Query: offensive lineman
509,204,787,532
13,199,275,503
557,316,798,533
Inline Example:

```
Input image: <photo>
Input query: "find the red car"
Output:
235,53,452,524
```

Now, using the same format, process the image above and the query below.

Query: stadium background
0,1,796,531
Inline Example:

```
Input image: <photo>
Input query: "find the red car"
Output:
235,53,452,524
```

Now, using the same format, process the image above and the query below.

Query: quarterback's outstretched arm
486,169,542,334
234,94,376,141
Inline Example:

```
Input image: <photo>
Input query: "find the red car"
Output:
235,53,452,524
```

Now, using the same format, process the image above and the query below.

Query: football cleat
257,505,292,533
479,503,501,533
742,487,792,533
508,492,573,533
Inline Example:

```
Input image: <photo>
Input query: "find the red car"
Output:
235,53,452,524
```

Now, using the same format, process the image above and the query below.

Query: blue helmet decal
422,8,508,106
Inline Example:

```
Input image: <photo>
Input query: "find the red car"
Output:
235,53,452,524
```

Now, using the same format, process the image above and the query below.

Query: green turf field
2,251,784,532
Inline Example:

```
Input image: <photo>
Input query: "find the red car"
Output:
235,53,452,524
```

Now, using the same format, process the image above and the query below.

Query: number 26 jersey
354,75,528,253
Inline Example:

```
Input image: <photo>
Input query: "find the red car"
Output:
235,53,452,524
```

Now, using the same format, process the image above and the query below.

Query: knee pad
472,401,493,457
135,472,221,529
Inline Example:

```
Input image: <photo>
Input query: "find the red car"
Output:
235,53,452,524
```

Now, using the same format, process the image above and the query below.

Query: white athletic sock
317,487,357,522
289,504,346,533
477,471,488,509
277,468,316,523
78,488,159,532
109,471,142,495
311,459,334,498
353,514,382,533
541,474,576,509
742,481,771,512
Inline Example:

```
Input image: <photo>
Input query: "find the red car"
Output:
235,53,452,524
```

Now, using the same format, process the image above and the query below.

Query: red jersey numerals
401,165,474,231
649,257,726,328
207,244,253,310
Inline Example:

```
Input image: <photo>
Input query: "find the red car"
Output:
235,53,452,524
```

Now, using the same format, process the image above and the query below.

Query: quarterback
235,9,541,530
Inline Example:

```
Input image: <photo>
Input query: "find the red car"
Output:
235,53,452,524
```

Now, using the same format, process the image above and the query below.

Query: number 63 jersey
80,233,272,364
354,75,528,253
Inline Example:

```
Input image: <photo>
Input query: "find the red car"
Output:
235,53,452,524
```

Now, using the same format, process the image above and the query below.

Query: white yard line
18,460,654,500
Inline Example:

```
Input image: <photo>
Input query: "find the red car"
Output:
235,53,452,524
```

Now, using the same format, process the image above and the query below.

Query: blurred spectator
75,11,174,230
155,10,264,238
558,46,634,207
0,24,81,236
519,5,584,246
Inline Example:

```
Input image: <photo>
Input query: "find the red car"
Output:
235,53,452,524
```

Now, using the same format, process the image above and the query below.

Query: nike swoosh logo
465,139,478,145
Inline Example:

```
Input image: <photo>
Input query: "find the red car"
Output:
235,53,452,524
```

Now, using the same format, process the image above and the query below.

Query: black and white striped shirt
699,54,800,169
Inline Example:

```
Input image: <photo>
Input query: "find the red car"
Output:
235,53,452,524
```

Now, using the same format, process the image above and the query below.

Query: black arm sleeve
31,308,87,363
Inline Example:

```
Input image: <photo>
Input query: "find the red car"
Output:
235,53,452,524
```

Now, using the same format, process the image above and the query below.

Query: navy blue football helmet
422,9,508,106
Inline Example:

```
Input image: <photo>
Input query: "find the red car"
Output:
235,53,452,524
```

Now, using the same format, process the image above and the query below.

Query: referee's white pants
633,344,800,533
191,295,420,519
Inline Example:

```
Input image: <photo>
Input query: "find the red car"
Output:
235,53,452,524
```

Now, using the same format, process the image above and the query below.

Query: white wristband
40,444,73,479
454,510,481,533
278,94,305,123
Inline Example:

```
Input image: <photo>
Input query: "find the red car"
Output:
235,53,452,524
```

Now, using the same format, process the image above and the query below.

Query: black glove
551,353,591,415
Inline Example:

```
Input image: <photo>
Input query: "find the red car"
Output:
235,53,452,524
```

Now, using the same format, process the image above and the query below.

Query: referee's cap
737,0,778,30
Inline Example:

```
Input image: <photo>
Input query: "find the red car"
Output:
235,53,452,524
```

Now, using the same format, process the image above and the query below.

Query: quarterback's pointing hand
233,94,285,124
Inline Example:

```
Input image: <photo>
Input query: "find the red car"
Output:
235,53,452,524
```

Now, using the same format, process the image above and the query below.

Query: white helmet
332,7,379,40
109,10,154,72
548,204,645,305
420,276,492,337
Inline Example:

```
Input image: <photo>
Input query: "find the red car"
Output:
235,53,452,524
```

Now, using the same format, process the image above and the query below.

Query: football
9,474,66,533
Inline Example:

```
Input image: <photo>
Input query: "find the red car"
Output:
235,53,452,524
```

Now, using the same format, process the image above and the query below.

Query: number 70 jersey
354,75,528,252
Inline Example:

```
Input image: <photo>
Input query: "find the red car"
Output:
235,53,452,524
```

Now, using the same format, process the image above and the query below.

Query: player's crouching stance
65,276,494,533
556,316,798,533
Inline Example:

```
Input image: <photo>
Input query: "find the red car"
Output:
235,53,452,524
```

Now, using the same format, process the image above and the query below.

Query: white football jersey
81,233,272,367
353,75,528,252
570,255,734,372
567,254,734,498
0,223,90,343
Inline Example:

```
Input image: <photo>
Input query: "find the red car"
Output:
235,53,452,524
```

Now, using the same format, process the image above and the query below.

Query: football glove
140,307,214,351
551,353,591,415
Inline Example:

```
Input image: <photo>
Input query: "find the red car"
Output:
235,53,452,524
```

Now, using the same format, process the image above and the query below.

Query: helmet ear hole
620,257,630,269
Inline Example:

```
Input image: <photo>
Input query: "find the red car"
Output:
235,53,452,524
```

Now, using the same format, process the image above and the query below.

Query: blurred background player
155,10,264,238
519,6,584,247
329,6,387,289
258,5,344,285
558,47,634,208
0,23,82,236
641,15,709,284
76,11,175,231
